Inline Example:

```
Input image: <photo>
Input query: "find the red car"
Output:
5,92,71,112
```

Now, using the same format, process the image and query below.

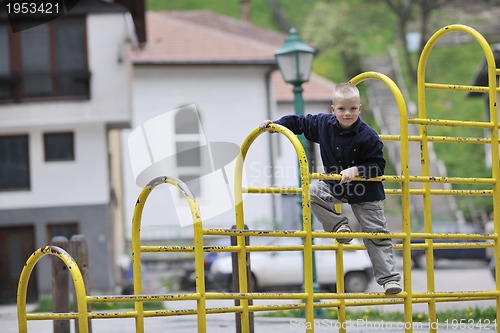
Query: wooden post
231,225,254,333
69,235,92,333
51,236,70,333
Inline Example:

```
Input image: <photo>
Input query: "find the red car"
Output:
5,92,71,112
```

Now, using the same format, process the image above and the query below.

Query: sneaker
384,281,402,294
335,224,353,244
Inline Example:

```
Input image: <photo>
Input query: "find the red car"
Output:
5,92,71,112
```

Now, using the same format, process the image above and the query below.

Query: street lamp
274,28,320,304
274,28,316,119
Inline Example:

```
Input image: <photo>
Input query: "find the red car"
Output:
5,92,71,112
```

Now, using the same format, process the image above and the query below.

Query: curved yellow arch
130,176,205,333
233,124,314,329
17,246,89,333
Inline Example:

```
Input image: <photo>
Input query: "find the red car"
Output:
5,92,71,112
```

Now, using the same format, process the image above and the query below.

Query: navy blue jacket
274,113,386,204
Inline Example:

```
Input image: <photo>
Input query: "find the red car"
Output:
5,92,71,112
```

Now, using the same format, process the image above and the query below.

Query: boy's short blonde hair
332,82,360,104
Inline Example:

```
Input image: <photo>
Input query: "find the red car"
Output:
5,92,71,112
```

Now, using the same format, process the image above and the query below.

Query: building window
178,174,201,197
0,17,89,103
0,25,11,100
0,135,30,191
44,132,75,161
175,108,202,197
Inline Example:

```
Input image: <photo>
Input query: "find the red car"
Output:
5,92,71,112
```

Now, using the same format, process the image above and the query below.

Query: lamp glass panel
276,53,297,83
298,52,314,82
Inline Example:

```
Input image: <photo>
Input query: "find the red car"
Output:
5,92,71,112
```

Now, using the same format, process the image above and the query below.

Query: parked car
181,236,275,290
210,237,373,293
397,222,488,268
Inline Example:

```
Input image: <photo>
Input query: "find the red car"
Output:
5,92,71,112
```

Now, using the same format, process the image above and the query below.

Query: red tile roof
133,10,334,102
132,11,284,64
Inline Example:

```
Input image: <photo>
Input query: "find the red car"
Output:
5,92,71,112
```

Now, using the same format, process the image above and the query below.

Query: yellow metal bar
312,172,496,185
335,243,347,333
350,71,413,332
314,295,496,308
408,118,495,128
409,175,495,184
202,228,307,237
410,232,493,240
385,189,493,196
311,230,405,240
17,246,89,333
424,82,500,93
232,128,250,333
299,133,315,333
417,23,500,333
419,27,437,333
393,243,495,251
243,187,302,194
88,294,202,302
380,134,496,144
412,291,500,298
205,292,309,300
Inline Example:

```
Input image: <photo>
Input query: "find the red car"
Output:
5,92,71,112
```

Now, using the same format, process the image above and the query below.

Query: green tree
302,2,363,79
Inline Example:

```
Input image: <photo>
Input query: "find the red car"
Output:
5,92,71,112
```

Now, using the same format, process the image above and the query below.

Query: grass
145,0,292,31
262,305,497,323
31,298,165,313
146,0,240,17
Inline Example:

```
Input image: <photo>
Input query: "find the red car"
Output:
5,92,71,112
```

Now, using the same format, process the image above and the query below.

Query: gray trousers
310,181,401,286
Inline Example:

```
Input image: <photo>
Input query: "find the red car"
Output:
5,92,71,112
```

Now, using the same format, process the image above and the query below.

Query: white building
123,11,335,246
0,0,145,302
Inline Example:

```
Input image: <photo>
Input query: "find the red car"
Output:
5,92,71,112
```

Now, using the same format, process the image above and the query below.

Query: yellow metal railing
416,24,500,333
16,24,500,333
17,176,209,333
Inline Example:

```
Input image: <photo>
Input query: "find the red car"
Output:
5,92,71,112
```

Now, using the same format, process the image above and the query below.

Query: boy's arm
356,139,385,179
260,115,320,142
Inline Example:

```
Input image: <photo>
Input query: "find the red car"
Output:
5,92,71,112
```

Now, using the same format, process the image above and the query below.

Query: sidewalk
2,304,496,333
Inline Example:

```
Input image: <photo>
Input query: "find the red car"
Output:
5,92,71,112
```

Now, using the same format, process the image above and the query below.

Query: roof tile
133,10,335,102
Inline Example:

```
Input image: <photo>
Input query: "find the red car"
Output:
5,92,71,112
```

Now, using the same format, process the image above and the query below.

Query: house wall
0,11,134,296
122,64,277,242
0,123,109,209
0,122,111,293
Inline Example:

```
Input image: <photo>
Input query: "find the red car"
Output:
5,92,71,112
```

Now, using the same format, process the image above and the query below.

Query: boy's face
330,96,362,129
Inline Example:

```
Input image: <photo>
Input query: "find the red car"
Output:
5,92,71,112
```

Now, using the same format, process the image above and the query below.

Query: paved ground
2,304,497,333
3,258,497,332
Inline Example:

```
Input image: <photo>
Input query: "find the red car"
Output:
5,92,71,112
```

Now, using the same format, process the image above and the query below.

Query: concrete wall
0,203,111,293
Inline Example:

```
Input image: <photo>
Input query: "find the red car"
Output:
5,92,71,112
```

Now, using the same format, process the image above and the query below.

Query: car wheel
249,273,259,291
225,274,258,292
226,275,235,292
412,254,427,269
344,272,369,293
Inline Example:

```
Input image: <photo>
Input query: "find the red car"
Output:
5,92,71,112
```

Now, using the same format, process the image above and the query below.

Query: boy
259,83,401,294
